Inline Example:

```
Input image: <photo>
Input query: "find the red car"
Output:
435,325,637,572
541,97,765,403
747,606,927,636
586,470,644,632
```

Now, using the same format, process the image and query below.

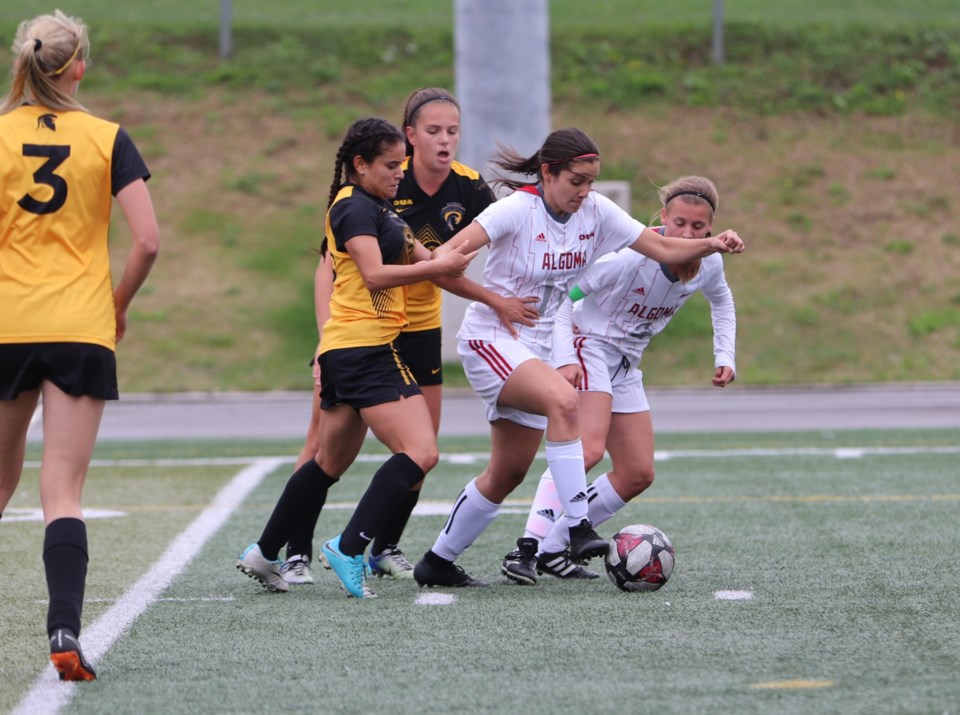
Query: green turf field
2,430,959,714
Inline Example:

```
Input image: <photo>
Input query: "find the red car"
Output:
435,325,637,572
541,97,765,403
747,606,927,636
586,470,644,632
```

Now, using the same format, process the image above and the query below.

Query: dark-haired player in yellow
277,89,538,585
0,10,159,681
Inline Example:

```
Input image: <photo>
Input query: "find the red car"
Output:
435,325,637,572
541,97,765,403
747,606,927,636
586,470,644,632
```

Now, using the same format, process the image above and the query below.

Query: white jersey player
503,175,738,585
410,131,745,589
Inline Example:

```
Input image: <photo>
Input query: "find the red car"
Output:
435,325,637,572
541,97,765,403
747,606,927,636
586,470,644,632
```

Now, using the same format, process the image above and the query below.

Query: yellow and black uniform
0,105,150,399
391,158,494,384
318,183,421,409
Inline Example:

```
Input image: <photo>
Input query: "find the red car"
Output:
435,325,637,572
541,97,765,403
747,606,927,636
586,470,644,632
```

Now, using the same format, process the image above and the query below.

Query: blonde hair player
0,11,159,680
502,175,737,584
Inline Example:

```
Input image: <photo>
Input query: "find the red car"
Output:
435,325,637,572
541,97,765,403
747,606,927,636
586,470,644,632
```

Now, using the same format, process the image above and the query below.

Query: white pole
219,0,232,59
446,0,551,360
712,0,725,65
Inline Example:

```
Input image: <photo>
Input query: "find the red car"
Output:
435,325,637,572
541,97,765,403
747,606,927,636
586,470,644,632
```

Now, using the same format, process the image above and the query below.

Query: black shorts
0,342,118,401
319,342,421,410
395,328,443,386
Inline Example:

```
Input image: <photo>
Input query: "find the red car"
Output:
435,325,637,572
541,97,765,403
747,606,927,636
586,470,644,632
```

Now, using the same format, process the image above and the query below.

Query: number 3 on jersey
18,144,71,215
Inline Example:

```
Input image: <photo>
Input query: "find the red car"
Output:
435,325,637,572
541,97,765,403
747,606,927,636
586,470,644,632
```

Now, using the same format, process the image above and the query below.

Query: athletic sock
43,517,88,637
339,453,424,557
586,472,627,528
522,468,562,541
544,438,589,526
539,472,628,554
285,460,335,561
430,478,499,562
372,488,421,556
258,458,336,561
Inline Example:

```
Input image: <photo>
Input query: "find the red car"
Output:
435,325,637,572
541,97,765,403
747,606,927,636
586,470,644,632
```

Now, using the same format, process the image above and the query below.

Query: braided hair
322,117,404,254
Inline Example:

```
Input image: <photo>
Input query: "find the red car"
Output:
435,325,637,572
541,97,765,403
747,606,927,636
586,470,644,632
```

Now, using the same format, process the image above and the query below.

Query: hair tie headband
404,94,456,127
34,38,42,51
665,190,716,213
49,43,82,77
547,152,599,165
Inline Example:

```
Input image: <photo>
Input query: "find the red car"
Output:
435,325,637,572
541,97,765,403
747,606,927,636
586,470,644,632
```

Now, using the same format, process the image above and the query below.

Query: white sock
545,439,589,526
431,478,499,562
539,472,627,554
523,469,561,541
586,472,627,529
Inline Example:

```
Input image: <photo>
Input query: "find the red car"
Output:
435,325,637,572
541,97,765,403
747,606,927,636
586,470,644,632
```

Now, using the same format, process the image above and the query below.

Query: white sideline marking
11,457,286,715
2,507,127,523
715,590,754,600
416,593,456,606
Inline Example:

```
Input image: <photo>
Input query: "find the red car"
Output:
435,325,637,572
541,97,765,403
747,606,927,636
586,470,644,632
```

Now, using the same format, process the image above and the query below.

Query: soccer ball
604,524,675,592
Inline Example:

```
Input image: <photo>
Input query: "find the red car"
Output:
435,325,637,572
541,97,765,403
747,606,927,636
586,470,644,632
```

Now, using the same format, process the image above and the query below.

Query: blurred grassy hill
2,1,958,391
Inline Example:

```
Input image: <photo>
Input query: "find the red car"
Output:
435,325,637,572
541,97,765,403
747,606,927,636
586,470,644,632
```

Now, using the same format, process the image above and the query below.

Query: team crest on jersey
37,113,57,131
442,202,466,232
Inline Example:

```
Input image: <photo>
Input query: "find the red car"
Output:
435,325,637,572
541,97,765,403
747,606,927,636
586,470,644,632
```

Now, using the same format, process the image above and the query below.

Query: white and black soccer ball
604,524,675,592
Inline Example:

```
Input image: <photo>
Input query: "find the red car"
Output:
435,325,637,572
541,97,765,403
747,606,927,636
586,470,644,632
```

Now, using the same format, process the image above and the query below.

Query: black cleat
413,551,489,588
537,550,600,579
49,628,97,682
501,537,539,585
568,519,609,562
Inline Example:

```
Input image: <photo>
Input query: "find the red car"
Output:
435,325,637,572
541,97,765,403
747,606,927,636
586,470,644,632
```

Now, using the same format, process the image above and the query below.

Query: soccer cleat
317,552,331,570
321,536,376,598
49,628,97,682
568,519,609,562
537,550,601,579
413,551,489,588
368,547,415,580
237,543,289,593
501,537,539,585
279,554,314,585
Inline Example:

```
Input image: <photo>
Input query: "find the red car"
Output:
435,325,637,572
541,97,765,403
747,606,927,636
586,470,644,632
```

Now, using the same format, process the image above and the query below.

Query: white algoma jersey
457,187,645,357
558,243,736,371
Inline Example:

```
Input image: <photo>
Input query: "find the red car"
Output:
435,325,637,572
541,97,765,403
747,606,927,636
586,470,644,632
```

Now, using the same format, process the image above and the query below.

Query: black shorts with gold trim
395,327,442,387
319,342,421,410
0,342,118,400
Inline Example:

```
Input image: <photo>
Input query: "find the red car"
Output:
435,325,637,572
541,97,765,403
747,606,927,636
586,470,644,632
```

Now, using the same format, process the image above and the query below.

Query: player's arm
433,275,539,338
628,226,744,264
113,179,160,342
552,286,587,388
347,234,477,291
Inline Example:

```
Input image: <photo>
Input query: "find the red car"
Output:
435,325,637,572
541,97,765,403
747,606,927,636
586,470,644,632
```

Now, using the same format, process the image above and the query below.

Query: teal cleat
321,536,376,598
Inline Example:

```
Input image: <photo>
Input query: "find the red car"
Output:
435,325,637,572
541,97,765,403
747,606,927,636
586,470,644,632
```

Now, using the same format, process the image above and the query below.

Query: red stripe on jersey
574,336,589,391
469,340,512,381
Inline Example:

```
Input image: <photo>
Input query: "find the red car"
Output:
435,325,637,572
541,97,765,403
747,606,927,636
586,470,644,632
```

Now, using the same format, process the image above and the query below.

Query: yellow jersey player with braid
0,10,159,681
237,117,480,599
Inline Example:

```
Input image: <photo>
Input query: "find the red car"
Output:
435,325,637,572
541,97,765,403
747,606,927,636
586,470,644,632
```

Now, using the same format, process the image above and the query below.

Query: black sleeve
111,127,151,196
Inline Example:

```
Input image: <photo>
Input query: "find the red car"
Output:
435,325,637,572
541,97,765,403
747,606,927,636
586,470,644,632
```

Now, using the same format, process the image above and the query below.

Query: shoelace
385,552,413,570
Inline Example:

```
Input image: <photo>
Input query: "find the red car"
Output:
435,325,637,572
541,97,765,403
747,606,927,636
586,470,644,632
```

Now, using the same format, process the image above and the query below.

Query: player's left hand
709,230,744,254
712,366,736,387
557,363,583,389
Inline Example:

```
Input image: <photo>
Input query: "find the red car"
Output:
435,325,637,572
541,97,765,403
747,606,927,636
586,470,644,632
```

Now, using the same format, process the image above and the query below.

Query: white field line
20,443,960,471
11,457,287,715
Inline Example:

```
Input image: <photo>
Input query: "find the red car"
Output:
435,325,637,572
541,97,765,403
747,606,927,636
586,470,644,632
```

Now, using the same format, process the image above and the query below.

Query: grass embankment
2,3,958,390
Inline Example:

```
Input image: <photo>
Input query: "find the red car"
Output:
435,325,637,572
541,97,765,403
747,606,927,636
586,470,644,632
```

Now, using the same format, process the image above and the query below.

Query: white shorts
573,336,649,414
458,338,549,430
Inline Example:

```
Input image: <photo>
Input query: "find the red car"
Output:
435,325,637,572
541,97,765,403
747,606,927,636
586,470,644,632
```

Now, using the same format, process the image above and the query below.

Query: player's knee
408,445,439,474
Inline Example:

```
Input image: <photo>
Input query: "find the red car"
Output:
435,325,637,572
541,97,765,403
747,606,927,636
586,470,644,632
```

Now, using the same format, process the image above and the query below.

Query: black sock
43,518,88,637
285,475,329,561
258,458,335,561
372,488,421,556
339,453,424,557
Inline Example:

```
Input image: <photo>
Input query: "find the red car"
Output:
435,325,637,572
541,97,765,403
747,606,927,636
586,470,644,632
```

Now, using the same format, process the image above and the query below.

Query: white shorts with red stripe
571,336,649,414
457,338,548,430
